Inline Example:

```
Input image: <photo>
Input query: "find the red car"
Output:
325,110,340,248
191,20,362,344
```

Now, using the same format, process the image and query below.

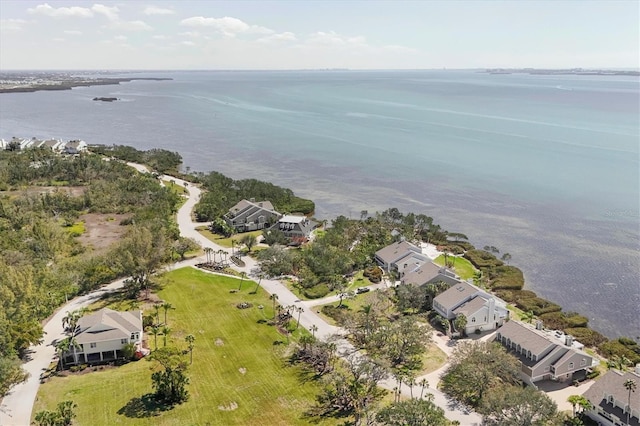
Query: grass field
433,254,477,280
33,267,336,426
196,227,263,249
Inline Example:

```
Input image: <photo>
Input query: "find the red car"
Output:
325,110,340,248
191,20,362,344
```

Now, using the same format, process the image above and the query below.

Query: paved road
0,168,481,426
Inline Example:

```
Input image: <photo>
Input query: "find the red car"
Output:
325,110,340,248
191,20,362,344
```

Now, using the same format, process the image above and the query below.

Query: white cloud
307,31,367,47
92,4,119,21
0,18,27,32
28,3,93,18
258,32,297,43
110,20,153,32
143,6,175,16
152,35,170,40
26,3,119,20
179,31,200,38
114,35,127,41
181,41,196,46
52,37,65,42
63,30,82,35
180,16,273,38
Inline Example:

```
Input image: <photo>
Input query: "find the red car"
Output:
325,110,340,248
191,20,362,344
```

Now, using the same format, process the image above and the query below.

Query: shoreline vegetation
1,142,639,411
87,145,638,363
0,72,172,94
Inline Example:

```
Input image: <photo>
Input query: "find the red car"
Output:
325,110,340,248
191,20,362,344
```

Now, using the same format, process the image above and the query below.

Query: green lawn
34,267,335,426
433,254,477,280
196,227,263,249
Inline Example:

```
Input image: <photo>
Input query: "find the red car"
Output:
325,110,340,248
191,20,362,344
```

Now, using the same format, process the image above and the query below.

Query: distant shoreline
483,68,640,76
0,77,172,94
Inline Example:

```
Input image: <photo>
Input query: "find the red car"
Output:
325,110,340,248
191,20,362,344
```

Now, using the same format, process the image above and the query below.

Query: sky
0,0,638,70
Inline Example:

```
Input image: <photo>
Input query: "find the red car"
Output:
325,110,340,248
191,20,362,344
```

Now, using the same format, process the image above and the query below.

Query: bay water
1,70,638,338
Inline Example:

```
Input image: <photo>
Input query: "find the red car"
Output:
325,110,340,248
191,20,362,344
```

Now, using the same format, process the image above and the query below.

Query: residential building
63,139,87,154
224,199,281,232
495,320,594,386
401,261,462,287
375,241,428,274
433,281,509,335
269,214,317,240
64,308,143,364
583,367,640,426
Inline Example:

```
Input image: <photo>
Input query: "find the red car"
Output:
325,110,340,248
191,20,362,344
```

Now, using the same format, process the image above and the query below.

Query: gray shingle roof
496,320,555,356
433,282,478,312
402,262,443,285
583,370,640,414
75,309,141,344
453,296,488,317
375,241,419,265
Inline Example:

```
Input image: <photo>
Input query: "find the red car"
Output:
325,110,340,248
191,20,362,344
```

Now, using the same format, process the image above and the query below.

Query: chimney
250,197,255,203
258,202,263,207
635,364,640,376
535,320,543,330
565,335,574,347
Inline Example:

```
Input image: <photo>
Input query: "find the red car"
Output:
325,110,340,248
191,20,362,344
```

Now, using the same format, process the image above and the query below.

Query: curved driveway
0,169,480,426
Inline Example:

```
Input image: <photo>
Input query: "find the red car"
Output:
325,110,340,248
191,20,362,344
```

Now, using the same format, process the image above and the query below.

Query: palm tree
624,379,637,425
161,302,174,325
148,325,160,350
55,338,72,370
161,326,171,347
238,272,246,291
152,304,161,325
296,306,304,329
407,376,416,399
419,378,429,399
185,334,195,365
522,310,535,324
311,324,318,338
204,247,213,264
252,274,263,293
270,294,279,319
567,395,583,417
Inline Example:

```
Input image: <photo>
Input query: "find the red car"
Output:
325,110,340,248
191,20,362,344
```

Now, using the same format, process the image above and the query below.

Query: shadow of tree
117,393,172,418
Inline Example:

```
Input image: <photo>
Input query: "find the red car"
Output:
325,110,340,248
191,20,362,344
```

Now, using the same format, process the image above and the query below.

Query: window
568,362,574,370
131,333,139,341
471,317,476,323
90,342,97,348
121,338,128,344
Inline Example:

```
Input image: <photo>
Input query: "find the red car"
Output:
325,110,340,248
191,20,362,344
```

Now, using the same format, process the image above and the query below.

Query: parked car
356,287,371,294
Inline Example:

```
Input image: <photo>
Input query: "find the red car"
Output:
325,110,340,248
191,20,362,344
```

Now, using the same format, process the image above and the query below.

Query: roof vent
565,335,574,346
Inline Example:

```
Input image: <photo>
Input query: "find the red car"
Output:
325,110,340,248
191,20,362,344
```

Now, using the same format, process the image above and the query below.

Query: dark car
356,287,371,294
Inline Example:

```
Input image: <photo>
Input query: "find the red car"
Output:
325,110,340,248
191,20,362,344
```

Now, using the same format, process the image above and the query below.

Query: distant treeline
90,145,183,175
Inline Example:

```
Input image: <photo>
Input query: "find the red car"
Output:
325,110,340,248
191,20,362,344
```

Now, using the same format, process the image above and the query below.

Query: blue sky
1,1,638,70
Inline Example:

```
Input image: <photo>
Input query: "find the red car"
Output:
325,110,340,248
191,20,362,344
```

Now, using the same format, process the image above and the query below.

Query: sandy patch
238,367,246,375
218,402,238,411
77,213,131,253
215,338,224,346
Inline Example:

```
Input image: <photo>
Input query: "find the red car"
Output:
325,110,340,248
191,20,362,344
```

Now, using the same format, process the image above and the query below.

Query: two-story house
433,281,509,335
495,320,594,386
64,308,143,365
582,367,640,426
401,261,462,287
224,199,281,232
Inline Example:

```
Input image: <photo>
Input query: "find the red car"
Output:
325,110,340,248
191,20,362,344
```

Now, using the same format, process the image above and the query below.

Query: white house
269,214,316,240
582,367,640,426
433,281,509,335
64,308,143,364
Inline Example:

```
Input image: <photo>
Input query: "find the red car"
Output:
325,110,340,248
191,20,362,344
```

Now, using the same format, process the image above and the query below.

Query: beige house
64,308,143,364
582,367,640,426
401,261,462,287
495,320,594,386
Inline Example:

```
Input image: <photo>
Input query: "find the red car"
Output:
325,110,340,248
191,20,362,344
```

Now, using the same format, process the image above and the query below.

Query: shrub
599,340,640,364
586,370,600,379
516,297,562,316
564,328,608,347
363,266,382,283
321,305,351,325
463,249,503,269
304,283,330,299
488,265,524,290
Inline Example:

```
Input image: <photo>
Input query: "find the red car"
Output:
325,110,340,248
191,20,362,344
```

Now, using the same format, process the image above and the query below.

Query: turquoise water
0,70,638,337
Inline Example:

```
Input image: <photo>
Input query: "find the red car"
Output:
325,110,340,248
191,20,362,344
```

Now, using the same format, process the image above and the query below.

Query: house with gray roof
583,367,640,426
401,262,462,287
269,214,317,241
433,281,509,335
224,198,281,232
375,241,427,274
63,139,87,154
63,308,143,364
495,320,594,386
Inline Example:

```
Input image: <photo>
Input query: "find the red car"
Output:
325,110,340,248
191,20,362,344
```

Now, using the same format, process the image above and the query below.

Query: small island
92,97,119,102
